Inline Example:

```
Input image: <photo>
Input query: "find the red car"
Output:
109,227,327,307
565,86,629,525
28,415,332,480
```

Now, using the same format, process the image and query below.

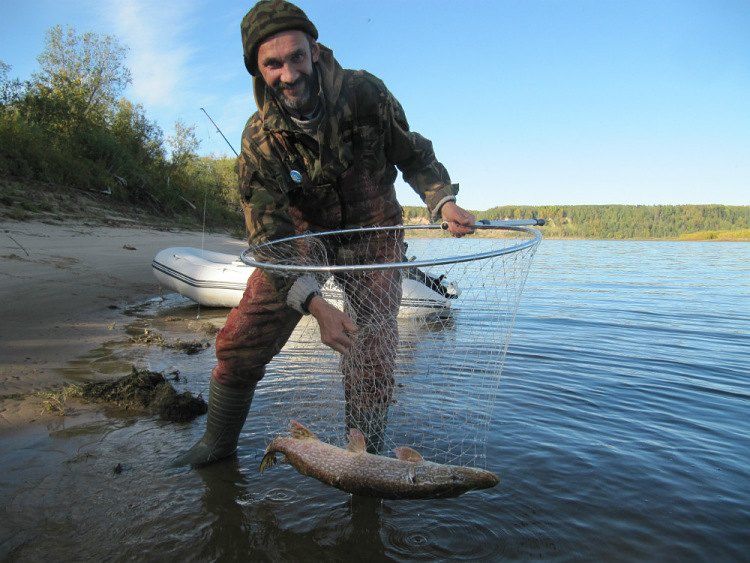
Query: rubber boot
172,378,256,467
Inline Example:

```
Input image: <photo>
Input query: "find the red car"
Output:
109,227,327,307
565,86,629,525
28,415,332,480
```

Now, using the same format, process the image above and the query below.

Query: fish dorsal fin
289,420,316,439
394,446,424,462
347,428,367,452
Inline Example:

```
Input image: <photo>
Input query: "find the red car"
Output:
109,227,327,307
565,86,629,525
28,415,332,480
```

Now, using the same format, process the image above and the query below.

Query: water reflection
193,456,390,560
198,458,261,560
346,496,387,557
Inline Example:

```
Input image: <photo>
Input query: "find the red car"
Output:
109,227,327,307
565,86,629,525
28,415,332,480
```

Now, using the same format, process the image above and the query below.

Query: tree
0,61,24,109
168,120,200,168
112,99,164,163
31,25,131,129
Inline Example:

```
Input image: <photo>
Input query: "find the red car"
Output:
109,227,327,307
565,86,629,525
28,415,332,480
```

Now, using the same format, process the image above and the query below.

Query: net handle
441,218,546,230
240,220,543,273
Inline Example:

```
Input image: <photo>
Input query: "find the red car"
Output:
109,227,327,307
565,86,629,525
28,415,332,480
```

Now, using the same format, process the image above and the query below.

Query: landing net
242,223,541,468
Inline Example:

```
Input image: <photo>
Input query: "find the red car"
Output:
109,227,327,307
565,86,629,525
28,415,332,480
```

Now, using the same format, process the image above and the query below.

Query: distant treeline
403,205,749,239
0,26,243,231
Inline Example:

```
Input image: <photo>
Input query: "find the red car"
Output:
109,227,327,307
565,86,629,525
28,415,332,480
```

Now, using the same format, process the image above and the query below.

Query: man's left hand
440,201,476,237
307,295,358,354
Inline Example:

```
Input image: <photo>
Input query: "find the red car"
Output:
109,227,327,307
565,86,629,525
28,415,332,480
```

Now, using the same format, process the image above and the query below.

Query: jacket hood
253,44,344,131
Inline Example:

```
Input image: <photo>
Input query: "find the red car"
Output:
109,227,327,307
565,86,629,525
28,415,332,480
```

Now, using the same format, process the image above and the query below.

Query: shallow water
2,239,749,561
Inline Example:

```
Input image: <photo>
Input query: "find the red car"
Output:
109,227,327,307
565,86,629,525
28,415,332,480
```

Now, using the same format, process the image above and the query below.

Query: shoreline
402,224,750,242
0,218,244,433
406,232,750,242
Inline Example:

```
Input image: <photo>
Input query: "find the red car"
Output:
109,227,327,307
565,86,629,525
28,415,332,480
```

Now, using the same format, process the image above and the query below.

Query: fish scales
260,421,499,500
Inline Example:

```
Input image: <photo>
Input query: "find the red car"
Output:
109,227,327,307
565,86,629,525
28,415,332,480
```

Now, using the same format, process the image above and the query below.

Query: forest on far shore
1,26,747,241
402,205,749,240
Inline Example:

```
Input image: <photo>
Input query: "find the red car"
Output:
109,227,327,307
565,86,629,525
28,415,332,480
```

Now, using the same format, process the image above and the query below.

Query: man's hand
308,295,358,353
440,201,476,237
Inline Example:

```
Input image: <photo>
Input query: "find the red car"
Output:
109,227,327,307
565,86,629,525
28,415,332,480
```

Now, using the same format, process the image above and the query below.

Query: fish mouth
430,471,500,498
456,470,500,492
485,474,500,488
478,471,500,490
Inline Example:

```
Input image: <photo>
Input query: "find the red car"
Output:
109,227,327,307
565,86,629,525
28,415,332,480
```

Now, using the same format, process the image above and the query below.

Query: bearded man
175,0,475,467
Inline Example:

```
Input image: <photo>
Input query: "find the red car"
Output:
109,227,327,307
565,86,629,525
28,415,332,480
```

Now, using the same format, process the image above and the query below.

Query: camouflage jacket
238,45,458,307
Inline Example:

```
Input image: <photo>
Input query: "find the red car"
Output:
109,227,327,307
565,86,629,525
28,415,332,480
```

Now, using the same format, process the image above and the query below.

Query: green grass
38,385,83,415
678,229,750,241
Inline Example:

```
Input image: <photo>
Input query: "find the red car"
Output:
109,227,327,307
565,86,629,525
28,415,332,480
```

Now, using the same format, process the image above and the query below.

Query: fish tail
259,450,277,473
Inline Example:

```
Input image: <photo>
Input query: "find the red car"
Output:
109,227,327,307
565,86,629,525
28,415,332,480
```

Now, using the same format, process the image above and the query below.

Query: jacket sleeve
380,83,459,221
238,127,320,314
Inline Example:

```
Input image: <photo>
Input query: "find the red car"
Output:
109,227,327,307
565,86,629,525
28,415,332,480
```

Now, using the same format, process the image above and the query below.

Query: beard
273,70,318,114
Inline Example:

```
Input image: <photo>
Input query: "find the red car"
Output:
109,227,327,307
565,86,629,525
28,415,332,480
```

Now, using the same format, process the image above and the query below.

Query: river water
2,239,748,561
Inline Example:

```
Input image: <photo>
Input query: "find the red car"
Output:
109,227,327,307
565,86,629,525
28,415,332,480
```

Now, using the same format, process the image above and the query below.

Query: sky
1,0,749,210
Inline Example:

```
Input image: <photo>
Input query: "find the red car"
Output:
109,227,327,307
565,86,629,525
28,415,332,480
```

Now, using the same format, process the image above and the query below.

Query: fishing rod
200,107,239,157
194,107,240,320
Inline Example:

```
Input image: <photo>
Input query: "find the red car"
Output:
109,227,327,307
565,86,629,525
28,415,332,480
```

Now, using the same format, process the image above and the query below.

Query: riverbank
0,218,243,432
4,179,747,242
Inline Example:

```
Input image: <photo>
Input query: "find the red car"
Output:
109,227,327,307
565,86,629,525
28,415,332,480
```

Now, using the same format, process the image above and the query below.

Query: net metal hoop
240,223,542,273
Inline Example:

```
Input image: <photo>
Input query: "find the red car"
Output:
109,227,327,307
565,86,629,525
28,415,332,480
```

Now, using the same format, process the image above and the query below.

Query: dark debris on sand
79,367,207,422
130,328,211,355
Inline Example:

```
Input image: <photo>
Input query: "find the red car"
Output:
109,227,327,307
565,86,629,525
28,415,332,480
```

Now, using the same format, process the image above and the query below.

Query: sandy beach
0,218,244,431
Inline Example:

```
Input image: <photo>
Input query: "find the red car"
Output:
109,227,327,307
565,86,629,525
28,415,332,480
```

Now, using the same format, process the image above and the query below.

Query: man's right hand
440,201,476,237
308,295,358,354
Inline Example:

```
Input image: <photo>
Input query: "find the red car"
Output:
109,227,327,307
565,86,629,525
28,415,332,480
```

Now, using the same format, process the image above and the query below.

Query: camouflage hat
241,0,319,76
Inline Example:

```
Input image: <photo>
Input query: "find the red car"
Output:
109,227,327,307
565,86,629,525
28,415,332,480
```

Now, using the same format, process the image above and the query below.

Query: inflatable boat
152,247,460,318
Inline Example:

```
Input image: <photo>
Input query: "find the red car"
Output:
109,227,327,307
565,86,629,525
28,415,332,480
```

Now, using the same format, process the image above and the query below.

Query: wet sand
0,219,243,432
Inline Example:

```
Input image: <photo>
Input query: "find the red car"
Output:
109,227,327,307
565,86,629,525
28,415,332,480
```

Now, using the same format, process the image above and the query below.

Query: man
175,0,475,467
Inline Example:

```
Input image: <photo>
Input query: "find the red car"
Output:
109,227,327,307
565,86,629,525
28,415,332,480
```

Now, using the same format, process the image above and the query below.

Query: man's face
257,30,320,113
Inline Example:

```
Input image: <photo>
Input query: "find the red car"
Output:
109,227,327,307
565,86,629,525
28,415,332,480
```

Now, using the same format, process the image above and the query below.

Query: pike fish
259,420,499,499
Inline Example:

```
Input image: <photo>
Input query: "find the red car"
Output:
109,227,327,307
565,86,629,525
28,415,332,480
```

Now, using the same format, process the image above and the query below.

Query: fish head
444,466,499,493
411,463,500,498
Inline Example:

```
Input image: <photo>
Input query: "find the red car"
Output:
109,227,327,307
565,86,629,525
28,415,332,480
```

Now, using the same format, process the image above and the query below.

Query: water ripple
262,487,298,503
382,512,503,561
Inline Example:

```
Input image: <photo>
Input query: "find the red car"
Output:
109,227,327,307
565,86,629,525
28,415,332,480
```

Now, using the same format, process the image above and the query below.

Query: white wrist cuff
432,195,457,221
286,274,320,314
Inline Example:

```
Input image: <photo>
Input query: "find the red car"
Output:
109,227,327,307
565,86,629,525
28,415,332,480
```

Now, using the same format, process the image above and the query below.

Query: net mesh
252,226,540,468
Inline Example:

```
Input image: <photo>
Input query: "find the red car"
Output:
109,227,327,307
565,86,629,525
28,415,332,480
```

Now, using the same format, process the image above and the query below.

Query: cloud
102,0,199,108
